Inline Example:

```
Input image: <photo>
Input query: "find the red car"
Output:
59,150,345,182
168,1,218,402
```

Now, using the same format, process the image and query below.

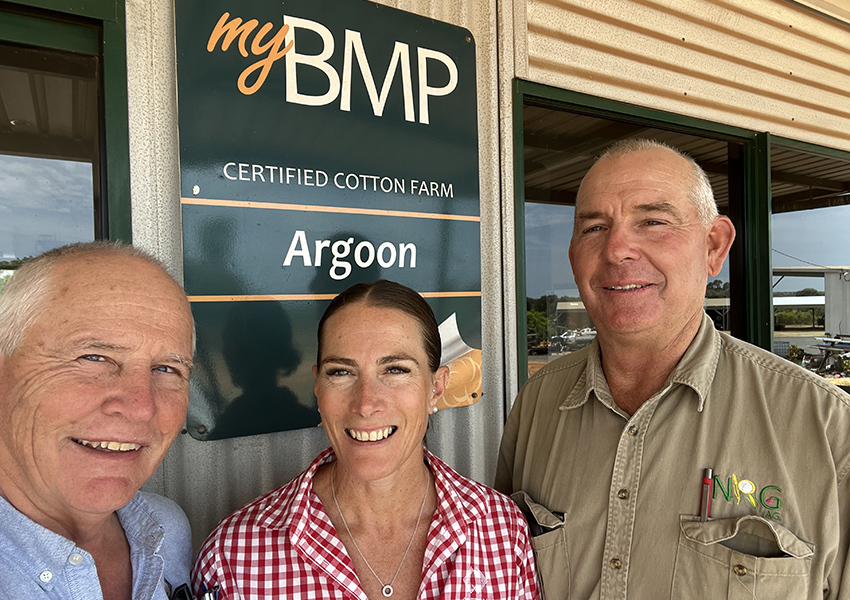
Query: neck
0,478,132,600
597,311,703,415
0,477,119,545
330,458,432,525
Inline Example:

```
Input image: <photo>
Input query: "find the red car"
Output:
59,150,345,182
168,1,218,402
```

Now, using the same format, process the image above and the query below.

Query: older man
0,242,195,599
497,139,850,598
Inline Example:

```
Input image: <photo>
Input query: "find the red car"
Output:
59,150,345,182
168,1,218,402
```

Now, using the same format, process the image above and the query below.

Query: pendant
381,584,394,597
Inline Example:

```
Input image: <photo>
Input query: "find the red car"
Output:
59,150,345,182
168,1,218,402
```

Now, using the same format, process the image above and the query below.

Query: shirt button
68,553,84,566
627,425,639,436
610,557,623,570
39,570,53,583
617,488,630,500
733,564,748,576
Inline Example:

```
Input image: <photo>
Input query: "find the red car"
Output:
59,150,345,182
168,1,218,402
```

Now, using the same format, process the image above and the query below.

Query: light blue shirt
0,491,192,599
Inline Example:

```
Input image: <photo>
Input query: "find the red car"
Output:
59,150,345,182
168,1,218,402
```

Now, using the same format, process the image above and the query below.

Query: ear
706,216,736,277
429,366,450,412
568,241,576,276
312,364,319,395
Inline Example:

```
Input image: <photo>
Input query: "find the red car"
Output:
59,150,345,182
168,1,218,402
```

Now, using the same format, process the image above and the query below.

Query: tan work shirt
496,314,850,599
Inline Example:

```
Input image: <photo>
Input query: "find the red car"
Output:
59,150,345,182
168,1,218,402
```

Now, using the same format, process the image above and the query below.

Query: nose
602,223,640,264
102,367,157,421
352,375,383,417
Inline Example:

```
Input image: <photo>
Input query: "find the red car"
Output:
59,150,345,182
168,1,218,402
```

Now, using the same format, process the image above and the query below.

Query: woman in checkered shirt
192,280,540,600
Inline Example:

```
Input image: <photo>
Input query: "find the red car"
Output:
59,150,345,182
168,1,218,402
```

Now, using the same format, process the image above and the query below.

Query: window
515,83,756,383
0,1,129,275
769,141,850,378
0,40,100,265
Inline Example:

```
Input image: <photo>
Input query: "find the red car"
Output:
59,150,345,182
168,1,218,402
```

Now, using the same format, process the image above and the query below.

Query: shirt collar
560,312,721,413
0,494,77,593
256,446,335,533
257,446,488,540
117,492,165,555
425,449,487,537
0,490,156,593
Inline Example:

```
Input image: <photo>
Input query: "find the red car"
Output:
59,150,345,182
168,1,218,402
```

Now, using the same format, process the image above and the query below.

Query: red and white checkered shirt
192,447,539,599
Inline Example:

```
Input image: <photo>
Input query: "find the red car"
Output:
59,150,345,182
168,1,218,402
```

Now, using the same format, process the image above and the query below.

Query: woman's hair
316,280,441,373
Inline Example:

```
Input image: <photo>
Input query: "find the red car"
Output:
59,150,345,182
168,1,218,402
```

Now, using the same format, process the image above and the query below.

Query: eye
325,368,351,377
153,365,175,373
385,365,411,375
581,224,605,234
80,354,106,362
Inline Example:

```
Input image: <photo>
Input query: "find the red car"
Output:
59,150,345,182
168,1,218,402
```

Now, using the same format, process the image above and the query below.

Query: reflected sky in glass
771,205,850,293
0,154,93,261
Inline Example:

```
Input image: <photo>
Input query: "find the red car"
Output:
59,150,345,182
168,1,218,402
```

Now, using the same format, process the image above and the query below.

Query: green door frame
1,0,130,242
513,79,772,387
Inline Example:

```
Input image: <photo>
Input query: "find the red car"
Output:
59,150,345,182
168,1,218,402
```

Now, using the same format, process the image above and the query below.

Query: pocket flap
511,490,565,530
680,515,814,559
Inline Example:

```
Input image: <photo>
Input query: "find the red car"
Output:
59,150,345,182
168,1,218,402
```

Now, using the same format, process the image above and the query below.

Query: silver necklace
331,462,431,598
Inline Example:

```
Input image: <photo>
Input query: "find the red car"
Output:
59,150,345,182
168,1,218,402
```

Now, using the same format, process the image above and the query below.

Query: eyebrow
168,353,194,370
319,354,420,367
73,339,193,370
574,201,685,224
319,356,357,367
379,354,420,366
79,340,129,352
635,201,685,221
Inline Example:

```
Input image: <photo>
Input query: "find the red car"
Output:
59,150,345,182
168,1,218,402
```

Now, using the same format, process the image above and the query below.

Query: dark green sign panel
176,0,480,439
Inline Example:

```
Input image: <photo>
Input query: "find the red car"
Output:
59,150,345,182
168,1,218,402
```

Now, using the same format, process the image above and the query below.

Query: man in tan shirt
496,139,850,599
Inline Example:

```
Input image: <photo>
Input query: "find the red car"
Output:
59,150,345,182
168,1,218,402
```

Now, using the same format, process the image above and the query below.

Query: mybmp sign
176,0,481,439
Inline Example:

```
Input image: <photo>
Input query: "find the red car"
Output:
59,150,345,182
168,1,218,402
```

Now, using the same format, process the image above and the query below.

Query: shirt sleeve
830,458,850,599
494,390,524,495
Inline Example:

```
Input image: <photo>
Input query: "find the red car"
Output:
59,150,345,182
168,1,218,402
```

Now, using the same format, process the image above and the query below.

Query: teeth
347,427,395,442
608,284,647,290
75,439,141,452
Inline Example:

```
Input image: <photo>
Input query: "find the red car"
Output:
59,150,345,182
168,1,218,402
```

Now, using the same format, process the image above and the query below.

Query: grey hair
596,138,719,228
0,241,192,356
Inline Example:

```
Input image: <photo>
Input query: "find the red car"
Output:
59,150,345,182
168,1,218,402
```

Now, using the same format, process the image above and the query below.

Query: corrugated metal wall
126,0,503,551
520,0,850,151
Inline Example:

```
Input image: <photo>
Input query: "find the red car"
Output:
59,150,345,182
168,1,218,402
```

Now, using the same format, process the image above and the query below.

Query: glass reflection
0,154,94,263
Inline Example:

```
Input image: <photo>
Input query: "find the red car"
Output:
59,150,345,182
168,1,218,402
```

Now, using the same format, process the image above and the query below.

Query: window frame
512,79,770,386
0,0,130,243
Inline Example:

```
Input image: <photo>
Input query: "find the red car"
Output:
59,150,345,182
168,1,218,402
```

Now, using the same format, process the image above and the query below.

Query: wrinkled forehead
35,254,194,341
578,149,693,205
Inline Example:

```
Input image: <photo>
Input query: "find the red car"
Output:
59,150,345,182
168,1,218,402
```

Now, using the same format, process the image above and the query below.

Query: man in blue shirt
0,242,196,600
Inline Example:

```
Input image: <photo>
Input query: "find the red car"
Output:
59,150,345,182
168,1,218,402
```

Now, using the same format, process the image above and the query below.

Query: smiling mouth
606,284,651,291
73,439,142,452
345,427,397,442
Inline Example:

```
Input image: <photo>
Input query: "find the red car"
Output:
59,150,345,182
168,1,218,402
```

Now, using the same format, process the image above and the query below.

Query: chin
67,478,144,514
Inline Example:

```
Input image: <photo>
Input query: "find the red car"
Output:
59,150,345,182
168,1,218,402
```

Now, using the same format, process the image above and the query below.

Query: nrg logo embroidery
713,473,783,521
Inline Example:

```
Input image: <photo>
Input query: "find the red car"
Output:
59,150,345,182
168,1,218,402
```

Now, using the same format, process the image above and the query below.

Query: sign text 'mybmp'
207,12,459,124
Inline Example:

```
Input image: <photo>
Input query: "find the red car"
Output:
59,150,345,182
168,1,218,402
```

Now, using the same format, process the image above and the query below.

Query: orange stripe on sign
181,197,481,222
188,291,482,303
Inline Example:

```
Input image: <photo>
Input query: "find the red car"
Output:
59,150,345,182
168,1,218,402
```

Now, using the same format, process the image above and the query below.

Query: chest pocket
672,515,814,599
511,490,569,600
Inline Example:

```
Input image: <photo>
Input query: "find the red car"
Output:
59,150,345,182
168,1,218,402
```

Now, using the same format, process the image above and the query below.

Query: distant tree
705,279,730,298
0,257,30,270
527,295,559,313
526,309,551,341
795,287,823,296
0,271,12,295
